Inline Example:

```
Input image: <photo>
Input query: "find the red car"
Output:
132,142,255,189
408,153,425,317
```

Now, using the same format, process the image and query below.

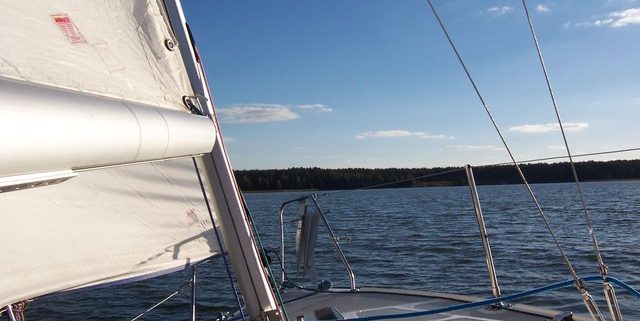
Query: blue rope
336,275,639,321
607,276,640,298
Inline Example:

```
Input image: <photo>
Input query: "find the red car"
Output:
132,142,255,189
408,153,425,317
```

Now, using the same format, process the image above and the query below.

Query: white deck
281,287,588,321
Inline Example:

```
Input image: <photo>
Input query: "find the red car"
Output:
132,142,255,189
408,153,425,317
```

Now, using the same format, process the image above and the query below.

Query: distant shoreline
235,159,640,192
241,178,640,193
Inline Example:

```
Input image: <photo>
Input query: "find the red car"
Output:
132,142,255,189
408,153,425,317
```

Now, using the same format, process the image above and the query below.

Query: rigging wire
486,147,640,166
130,278,193,321
425,0,585,290
520,0,608,278
521,2,621,319
311,146,640,200
193,158,248,321
317,167,465,198
194,34,290,320
356,168,464,190
241,199,292,321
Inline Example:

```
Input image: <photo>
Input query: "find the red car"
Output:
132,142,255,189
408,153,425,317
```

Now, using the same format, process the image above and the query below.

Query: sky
181,1,640,170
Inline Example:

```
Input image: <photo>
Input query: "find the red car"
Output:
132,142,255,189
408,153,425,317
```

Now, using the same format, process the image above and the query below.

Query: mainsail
0,0,220,308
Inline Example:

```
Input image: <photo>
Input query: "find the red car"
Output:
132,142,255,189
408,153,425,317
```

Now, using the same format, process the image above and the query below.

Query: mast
163,2,284,320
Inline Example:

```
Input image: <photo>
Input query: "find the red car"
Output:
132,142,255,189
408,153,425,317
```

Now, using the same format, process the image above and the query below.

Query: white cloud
593,18,616,26
355,130,448,140
547,145,566,150
296,104,333,112
608,8,640,27
444,145,503,151
487,6,513,15
509,122,589,133
218,103,331,124
535,4,550,13
572,8,640,28
218,105,299,124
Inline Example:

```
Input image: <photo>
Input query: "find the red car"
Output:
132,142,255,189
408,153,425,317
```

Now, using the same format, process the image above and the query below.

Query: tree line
233,159,640,191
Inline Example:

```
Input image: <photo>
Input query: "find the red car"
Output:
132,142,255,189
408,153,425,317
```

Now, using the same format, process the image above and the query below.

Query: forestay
0,158,220,308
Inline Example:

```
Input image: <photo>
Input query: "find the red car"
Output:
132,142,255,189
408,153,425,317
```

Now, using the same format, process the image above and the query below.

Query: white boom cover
0,78,216,178
0,0,192,111
0,158,220,307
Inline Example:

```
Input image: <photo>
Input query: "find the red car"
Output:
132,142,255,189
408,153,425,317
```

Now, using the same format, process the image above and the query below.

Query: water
25,181,640,320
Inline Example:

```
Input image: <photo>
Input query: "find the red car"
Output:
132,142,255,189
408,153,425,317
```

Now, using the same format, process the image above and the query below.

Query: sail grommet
165,38,176,51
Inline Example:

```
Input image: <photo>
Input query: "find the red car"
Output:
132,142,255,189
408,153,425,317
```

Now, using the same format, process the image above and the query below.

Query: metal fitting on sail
183,95,204,115
0,170,77,194
165,38,176,51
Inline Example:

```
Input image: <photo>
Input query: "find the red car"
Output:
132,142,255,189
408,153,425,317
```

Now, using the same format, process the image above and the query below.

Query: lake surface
25,181,640,320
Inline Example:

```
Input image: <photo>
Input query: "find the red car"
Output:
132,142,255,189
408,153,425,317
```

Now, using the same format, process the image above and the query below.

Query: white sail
1,1,284,319
0,0,192,111
0,0,217,186
0,157,220,308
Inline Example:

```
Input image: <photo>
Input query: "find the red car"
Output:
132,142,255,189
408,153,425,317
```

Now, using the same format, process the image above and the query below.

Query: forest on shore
234,159,640,191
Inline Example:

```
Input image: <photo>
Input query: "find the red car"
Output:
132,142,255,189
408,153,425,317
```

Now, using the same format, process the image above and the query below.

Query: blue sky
182,1,640,170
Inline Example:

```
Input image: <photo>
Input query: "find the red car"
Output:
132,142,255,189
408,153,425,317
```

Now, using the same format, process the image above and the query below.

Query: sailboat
1,1,638,321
